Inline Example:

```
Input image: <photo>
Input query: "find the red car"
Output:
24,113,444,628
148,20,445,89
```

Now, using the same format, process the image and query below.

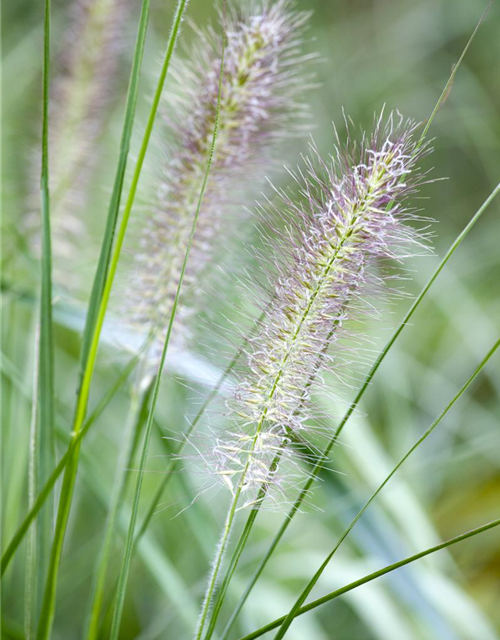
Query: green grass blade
274,339,500,638
78,0,151,374
220,181,500,638
36,0,189,635
0,351,141,576
32,0,55,624
84,371,153,640
236,518,500,640
420,1,492,141
134,309,266,548
109,7,223,638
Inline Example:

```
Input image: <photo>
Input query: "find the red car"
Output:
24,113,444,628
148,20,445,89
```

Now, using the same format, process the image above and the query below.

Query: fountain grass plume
208,110,433,510
193,110,433,640
127,0,312,359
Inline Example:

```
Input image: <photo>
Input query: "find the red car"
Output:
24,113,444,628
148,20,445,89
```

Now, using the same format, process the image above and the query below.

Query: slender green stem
205,323,338,640
109,8,222,638
195,481,245,640
36,0,55,617
135,309,266,547
220,182,500,637
1,351,142,577
420,0,492,142
84,366,153,640
36,2,186,637
198,143,372,640
274,339,500,638
236,518,500,640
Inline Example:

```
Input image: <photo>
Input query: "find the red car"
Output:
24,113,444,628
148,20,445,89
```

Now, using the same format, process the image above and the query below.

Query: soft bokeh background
2,0,499,639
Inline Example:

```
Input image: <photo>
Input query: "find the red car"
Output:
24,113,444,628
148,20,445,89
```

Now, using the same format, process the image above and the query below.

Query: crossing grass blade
1,351,142,576
273,339,500,638
235,517,500,640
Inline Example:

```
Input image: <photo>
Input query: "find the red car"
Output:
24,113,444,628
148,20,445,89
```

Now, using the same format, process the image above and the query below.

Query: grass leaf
33,0,55,627
236,517,500,640
273,339,500,638
108,8,225,637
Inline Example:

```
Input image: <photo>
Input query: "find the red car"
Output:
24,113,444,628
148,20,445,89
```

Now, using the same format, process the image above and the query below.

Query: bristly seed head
207,111,433,509
126,0,312,358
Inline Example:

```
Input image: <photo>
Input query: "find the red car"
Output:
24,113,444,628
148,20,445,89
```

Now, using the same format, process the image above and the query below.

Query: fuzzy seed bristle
208,111,433,508
126,0,312,357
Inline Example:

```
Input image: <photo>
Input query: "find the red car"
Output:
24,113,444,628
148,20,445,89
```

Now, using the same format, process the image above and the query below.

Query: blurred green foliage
1,1,499,639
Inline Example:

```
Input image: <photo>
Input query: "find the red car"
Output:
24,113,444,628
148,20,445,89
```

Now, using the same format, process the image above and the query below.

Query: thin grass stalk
236,517,500,640
204,323,339,639
36,3,188,637
274,339,500,638
109,12,225,639
1,350,143,576
84,364,154,640
35,0,55,623
420,0,492,142
79,0,151,373
25,323,40,638
134,310,266,547
220,180,500,639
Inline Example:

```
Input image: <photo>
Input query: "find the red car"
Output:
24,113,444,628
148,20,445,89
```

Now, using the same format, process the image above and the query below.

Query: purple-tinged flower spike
210,111,433,509
127,0,312,358
26,0,129,290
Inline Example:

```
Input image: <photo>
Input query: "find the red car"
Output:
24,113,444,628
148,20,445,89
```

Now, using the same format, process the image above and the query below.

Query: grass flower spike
195,111,432,639
127,0,310,357
215,112,431,508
